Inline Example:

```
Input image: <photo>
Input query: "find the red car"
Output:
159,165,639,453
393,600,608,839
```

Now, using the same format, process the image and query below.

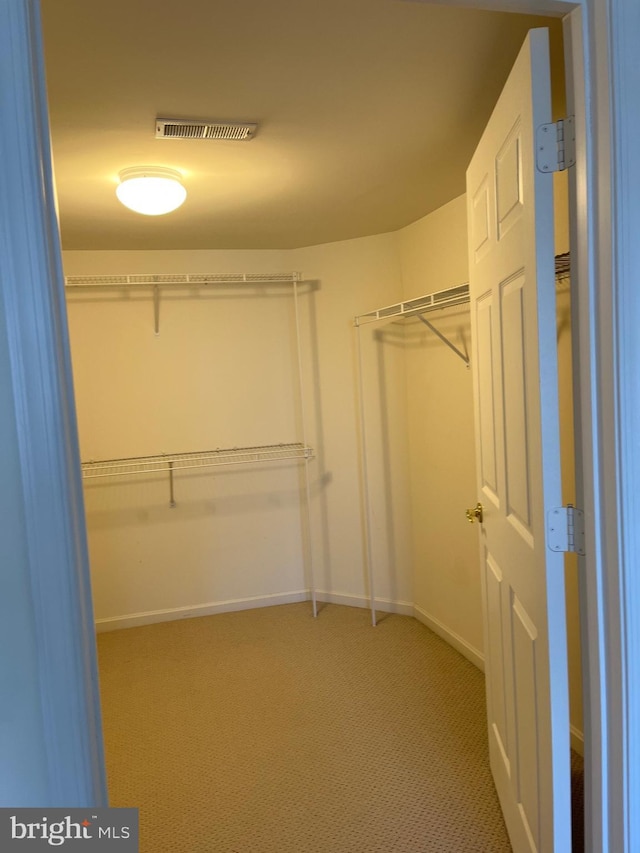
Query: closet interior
63,183,581,744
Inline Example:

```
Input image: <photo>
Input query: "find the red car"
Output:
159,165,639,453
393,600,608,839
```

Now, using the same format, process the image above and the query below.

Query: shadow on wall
83,465,323,529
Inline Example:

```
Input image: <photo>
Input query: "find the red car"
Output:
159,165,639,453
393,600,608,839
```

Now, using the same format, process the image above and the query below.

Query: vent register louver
155,118,257,140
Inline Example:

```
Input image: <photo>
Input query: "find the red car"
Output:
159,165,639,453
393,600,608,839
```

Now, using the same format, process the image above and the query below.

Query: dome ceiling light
116,167,186,216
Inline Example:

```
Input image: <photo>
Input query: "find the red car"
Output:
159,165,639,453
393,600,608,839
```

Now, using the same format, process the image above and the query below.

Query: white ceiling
41,0,563,251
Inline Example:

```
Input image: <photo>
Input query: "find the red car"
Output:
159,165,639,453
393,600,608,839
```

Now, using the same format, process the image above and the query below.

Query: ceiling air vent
155,118,258,141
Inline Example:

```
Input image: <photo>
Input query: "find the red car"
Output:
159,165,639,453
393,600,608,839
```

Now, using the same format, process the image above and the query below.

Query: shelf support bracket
153,285,160,336
417,315,470,368
168,460,176,508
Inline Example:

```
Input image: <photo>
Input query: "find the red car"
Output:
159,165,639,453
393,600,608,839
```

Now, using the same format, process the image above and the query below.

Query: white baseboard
413,604,485,672
95,589,415,632
570,724,584,756
315,590,414,617
95,590,310,633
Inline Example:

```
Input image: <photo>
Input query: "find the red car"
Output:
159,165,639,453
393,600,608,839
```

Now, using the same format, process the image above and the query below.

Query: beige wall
290,236,413,610
396,196,483,661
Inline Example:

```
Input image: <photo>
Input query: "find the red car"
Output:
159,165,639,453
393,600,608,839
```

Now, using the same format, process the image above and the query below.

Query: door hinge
547,504,585,555
536,116,576,173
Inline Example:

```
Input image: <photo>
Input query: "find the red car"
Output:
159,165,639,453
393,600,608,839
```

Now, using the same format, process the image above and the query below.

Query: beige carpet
97,603,514,852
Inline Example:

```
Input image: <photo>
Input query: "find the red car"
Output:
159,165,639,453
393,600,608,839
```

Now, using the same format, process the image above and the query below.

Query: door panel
476,294,499,499
496,120,523,240
472,176,492,262
500,273,532,535
485,551,510,772
466,28,570,852
512,593,541,849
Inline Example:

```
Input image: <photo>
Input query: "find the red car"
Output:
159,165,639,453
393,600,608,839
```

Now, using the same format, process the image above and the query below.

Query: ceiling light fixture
116,166,186,216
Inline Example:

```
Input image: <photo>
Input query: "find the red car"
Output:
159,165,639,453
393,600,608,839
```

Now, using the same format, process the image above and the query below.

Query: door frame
0,1,107,805
2,0,638,849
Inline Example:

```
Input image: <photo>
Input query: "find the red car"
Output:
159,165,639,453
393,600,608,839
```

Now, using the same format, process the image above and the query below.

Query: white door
466,28,570,852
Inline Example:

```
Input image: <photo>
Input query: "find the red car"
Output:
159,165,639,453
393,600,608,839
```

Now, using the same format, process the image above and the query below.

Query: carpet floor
97,602,582,852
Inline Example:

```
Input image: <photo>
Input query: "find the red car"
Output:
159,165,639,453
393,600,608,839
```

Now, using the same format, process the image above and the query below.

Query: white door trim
588,2,640,850
0,0,107,805
562,7,610,850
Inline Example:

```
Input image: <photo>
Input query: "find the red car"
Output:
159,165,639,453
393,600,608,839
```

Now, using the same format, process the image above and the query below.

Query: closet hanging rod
65,272,302,288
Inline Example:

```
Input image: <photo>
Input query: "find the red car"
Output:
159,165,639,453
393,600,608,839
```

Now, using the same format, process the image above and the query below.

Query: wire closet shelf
71,269,318,617
354,283,470,327
81,443,314,479
64,271,304,336
65,272,301,287
353,253,571,328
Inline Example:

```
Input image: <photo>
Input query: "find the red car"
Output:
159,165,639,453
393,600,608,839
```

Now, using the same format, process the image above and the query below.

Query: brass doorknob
466,502,484,524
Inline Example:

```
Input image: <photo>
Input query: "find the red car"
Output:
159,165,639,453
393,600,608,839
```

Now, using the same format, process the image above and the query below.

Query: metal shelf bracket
417,315,470,368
